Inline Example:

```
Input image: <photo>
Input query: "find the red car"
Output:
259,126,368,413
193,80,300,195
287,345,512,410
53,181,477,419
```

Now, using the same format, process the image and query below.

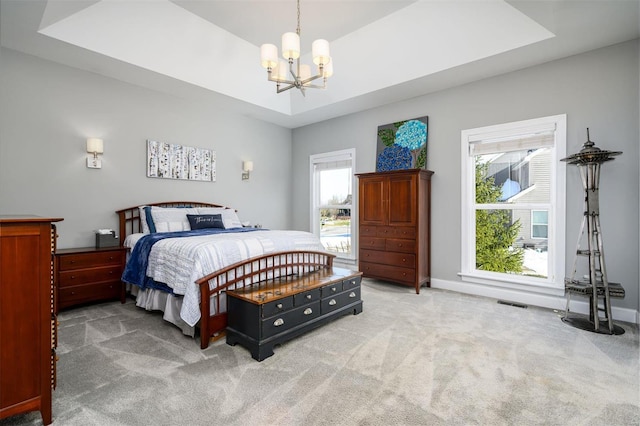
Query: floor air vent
497,300,528,309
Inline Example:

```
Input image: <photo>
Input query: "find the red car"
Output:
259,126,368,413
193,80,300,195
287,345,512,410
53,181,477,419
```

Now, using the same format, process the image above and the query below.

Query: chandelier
259,0,333,95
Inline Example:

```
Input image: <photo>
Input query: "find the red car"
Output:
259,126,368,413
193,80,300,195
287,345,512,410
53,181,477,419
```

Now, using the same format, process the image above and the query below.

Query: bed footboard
195,251,335,349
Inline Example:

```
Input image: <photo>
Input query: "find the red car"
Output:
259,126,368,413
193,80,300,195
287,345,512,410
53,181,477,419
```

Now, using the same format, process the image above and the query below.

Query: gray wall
0,48,293,249
291,40,640,313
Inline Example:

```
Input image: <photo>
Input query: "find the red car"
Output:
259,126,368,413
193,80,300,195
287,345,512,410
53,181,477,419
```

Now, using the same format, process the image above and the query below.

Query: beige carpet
3,279,639,425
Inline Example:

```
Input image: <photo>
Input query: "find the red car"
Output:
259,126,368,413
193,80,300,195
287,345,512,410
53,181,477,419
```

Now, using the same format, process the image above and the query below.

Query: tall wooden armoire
0,216,63,425
357,169,433,293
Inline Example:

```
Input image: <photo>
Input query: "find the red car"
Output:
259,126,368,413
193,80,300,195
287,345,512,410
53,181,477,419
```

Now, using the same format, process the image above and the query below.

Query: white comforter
127,230,325,326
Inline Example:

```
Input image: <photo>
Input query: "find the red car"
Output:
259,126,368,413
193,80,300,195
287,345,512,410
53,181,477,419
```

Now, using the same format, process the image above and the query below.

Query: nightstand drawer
58,282,121,309
58,265,123,288
58,250,125,270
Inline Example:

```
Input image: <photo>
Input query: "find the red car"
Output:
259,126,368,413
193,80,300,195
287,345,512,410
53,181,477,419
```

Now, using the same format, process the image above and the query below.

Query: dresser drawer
360,249,416,268
385,238,416,254
360,261,415,284
360,225,379,236
58,282,121,309
321,287,361,314
58,265,123,287
262,301,321,338
360,236,386,251
58,250,125,270
388,226,416,239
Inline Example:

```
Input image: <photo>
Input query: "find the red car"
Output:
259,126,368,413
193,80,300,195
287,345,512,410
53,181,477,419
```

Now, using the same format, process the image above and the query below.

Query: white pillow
197,207,243,229
221,209,243,229
138,206,150,234
150,206,198,232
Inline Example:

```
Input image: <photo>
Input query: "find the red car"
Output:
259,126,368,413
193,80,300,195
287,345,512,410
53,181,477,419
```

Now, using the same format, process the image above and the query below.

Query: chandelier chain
296,0,301,36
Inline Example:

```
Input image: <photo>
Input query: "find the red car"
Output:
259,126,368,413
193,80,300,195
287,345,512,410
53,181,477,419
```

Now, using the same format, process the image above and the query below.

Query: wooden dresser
357,169,433,293
226,267,363,361
0,216,63,425
55,246,127,311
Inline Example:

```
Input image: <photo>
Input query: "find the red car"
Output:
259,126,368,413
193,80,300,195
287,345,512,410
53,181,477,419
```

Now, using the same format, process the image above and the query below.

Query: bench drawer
321,287,361,314
261,301,321,338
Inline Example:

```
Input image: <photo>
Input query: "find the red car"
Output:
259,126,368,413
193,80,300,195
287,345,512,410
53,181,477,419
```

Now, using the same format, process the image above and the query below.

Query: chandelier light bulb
321,60,333,78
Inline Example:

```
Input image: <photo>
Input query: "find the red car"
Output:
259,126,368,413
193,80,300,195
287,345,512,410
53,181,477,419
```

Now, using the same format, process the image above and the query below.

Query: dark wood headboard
115,201,232,246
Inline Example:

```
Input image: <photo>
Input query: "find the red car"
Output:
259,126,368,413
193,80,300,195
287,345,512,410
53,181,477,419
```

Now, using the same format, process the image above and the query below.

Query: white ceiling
1,0,639,128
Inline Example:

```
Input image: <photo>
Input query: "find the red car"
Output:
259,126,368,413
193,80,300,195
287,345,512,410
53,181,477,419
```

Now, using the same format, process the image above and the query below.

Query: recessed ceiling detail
37,0,553,116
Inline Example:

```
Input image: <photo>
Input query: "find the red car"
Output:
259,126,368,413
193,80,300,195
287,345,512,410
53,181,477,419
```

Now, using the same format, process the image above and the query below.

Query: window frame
460,114,566,295
309,149,356,261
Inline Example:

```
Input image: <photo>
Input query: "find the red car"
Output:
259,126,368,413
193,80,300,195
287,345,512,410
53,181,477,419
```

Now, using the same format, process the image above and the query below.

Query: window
531,210,548,239
310,149,355,260
460,115,566,294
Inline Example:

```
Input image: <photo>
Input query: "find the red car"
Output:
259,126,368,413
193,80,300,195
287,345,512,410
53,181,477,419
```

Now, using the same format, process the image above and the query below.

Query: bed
117,201,331,347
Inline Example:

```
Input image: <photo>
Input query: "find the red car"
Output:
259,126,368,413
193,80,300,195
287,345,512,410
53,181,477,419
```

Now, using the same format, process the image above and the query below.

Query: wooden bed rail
195,250,336,349
115,201,229,246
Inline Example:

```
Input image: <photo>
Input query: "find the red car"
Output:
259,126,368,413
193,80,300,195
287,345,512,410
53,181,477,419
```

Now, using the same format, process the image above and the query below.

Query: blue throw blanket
121,227,261,293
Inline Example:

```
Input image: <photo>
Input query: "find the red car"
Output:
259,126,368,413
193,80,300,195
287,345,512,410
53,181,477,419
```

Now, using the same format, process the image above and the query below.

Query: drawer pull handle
329,299,337,306
331,287,337,292
306,294,312,300
274,318,284,327
303,308,313,315
349,292,356,298
276,303,283,309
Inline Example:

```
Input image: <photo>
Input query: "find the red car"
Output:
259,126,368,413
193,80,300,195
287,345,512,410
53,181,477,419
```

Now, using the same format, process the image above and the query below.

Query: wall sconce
242,161,254,180
86,138,104,169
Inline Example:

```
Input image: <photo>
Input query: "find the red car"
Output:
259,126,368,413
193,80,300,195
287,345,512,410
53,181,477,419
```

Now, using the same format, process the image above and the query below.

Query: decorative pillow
150,206,198,232
187,214,225,230
197,207,243,229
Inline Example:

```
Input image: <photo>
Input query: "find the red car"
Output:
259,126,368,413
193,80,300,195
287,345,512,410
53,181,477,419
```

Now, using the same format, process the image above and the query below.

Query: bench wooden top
226,266,361,305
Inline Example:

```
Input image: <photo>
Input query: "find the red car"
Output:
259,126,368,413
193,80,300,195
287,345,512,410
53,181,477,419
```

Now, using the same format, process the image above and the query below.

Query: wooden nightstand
55,246,127,312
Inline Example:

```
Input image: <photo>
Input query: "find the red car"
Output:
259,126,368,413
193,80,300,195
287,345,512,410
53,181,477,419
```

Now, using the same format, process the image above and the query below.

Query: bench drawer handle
349,292,356,298
303,308,313,315
306,294,312,300
329,299,337,306
273,318,284,327
331,287,337,292
276,303,283,309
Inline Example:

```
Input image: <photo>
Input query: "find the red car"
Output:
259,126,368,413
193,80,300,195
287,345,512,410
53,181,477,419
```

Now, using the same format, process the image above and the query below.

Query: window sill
458,271,565,297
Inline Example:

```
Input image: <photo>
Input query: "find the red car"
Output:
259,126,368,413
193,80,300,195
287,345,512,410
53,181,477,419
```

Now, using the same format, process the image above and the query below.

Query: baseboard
431,278,639,325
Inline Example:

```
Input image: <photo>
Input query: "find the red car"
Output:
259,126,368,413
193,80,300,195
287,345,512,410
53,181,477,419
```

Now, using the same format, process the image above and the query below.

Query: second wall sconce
86,138,104,169
242,161,254,180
